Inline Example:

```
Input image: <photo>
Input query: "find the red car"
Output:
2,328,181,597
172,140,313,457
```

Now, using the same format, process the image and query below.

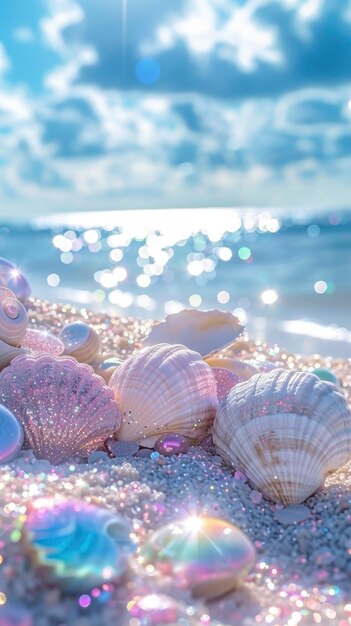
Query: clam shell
23,498,136,591
205,357,258,380
0,338,26,372
142,309,243,357
109,343,218,447
0,287,28,347
213,369,351,504
21,329,64,357
0,257,31,301
59,321,102,364
0,354,121,464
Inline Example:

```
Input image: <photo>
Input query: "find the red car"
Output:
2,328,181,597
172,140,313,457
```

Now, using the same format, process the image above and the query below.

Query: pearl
140,516,256,598
312,367,339,386
127,594,189,624
154,433,188,456
0,404,24,463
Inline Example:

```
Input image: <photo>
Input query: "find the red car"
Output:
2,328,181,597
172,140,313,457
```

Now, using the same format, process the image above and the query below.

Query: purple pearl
154,433,188,457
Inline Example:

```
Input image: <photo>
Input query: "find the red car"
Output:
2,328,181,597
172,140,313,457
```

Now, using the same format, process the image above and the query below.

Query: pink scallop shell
21,329,64,357
0,354,121,464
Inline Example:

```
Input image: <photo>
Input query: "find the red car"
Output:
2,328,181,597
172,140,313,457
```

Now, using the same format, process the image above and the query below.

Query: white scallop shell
109,343,218,447
213,369,351,504
0,287,28,347
59,321,102,364
142,309,244,357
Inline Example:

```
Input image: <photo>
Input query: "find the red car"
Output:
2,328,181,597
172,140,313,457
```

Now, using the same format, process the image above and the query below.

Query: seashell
0,287,28,347
21,328,64,357
93,356,123,383
140,516,256,598
142,309,243,357
205,356,258,380
109,344,218,447
246,358,279,373
0,354,121,464
213,369,351,504
0,338,26,372
59,321,102,364
23,498,136,591
0,257,31,301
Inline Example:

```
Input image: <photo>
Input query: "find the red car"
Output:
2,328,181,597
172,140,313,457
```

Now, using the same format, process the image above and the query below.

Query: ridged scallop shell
109,344,218,447
0,354,121,464
142,309,244,357
0,287,28,347
23,498,136,591
213,369,351,504
59,321,102,364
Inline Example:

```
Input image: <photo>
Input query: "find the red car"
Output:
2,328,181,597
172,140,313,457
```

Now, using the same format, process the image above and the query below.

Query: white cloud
13,27,35,43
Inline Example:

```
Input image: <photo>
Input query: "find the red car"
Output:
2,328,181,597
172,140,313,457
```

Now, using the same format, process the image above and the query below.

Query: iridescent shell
0,257,31,301
0,287,28,347
142,309,243,357
0,354,121,464
23,498,136,591
109,344,218,447
213,369,351,504
21,329,64,357
140,516,255,598
0,338,26,372
59,321,102,364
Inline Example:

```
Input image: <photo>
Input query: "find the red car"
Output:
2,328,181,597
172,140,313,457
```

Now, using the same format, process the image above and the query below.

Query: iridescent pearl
21,329,64,356
59,321,102,364
140,516,256,598
127,594,189,624
0,404,24,463
0,257,31,301
154,433,188,456
311,367,339,386
212,367,243,401
24,498,136,591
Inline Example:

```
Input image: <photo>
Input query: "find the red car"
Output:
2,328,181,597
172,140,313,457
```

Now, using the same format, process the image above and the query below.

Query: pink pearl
154,433,188,456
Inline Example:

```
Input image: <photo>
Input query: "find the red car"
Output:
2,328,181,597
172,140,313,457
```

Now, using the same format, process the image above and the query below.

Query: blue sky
0,0,350,218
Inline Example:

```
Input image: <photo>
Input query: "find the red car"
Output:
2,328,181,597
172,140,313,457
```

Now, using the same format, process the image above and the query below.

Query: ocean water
1,208,350,357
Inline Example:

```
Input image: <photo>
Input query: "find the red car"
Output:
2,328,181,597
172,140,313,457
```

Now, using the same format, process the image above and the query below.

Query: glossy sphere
127,594,189,624
212,367,243,401
21,329,64,356
140,516,256,598
0,404,24,463
24,498,136,591
94,356,123,383
312,367,339,386
154,433,188,456
0,257,31,301
59,321,101,364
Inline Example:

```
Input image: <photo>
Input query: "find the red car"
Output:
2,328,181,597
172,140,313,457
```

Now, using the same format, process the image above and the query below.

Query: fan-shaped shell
21,329,64,357
59,321,102,364
142,309,243,357
0,257,31,301
0,287,28,347
213,369,351,504
0,354,121,464
109,344,218,447
23,498,136,591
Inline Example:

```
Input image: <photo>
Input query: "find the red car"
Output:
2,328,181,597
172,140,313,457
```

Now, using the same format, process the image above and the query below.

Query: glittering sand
0,298,350,626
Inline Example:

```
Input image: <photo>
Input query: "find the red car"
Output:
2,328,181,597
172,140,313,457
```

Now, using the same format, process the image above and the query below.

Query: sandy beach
0,297,350,626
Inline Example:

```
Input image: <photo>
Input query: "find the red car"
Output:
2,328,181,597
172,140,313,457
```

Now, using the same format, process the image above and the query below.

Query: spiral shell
109,344,218,447
0,354,121,464
23,498,136,591
213,369,351,504
59,321,102,364
0,257,31,301
142,309,243,357
0,287,28,347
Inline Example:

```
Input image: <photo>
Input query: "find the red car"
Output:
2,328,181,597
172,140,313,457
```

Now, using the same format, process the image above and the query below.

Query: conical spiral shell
59,321,102,364
0,354,121,464
213,369,351,504
0,287,28,347
109,343,218,447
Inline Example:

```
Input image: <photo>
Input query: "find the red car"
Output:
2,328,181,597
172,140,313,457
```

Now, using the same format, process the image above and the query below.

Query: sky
0,0,350,219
